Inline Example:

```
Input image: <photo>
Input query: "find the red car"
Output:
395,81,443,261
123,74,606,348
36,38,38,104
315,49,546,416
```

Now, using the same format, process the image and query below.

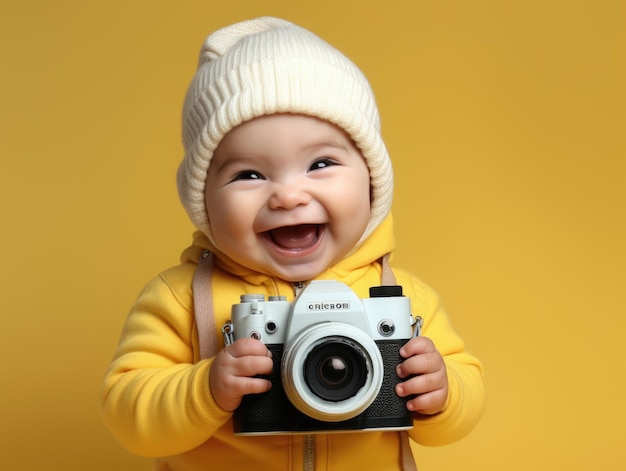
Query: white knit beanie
177,17,393,247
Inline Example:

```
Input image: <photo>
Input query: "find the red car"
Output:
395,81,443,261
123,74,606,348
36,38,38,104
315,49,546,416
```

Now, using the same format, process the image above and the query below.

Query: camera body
227,280,415,435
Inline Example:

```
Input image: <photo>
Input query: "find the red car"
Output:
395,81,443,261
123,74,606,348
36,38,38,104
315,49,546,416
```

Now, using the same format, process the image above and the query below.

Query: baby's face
204,114,371,282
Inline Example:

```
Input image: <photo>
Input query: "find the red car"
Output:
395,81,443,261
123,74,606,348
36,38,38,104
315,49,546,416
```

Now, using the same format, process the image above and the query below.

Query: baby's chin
263,263,327,284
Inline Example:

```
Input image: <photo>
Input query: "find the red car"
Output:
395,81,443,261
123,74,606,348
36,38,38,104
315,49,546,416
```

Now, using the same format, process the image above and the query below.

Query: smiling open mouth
265,224,322,250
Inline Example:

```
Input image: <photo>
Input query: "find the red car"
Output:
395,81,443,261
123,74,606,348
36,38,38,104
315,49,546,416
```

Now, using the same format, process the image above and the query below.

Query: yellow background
1,1,624,469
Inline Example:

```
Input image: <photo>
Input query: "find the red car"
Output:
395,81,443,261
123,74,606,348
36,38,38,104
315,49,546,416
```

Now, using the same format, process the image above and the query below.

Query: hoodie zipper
293,280,314,471
303,434,315,471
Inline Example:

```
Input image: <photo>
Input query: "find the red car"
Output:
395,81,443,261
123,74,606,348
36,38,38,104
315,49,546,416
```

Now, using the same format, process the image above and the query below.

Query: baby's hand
209,338,274,411
395,336,448,415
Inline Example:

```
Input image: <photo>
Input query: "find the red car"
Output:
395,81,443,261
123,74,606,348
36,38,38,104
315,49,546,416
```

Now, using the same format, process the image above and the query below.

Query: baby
101,17,485,470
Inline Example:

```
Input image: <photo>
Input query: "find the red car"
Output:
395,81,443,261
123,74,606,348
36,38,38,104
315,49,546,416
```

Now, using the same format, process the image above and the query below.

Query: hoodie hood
180,214,396,286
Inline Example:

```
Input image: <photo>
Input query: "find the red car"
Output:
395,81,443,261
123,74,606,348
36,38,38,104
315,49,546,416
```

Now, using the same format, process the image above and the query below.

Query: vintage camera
224,280,419,435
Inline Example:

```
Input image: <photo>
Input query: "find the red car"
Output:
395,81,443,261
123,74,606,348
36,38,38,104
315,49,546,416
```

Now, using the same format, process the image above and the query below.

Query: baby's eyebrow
300,138,352,153
212,153,259,173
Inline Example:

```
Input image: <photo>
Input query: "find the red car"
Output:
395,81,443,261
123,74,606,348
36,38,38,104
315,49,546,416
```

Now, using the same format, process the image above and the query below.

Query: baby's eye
309,158,338,171
231,170,264,182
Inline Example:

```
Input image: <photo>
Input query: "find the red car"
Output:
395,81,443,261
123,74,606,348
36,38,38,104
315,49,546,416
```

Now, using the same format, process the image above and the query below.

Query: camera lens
281,322,383,422
305,340,367,402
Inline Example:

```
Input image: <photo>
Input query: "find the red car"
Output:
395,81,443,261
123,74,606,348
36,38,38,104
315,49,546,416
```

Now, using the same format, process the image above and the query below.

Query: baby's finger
403,388,448,415
226,337,272,358
231,354,274,378
395,371,442,397
234,376,273,396
399,336,436,358
396,351,443,378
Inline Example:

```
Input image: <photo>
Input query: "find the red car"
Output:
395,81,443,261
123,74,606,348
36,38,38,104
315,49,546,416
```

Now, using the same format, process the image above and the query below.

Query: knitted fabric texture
177,17,393,247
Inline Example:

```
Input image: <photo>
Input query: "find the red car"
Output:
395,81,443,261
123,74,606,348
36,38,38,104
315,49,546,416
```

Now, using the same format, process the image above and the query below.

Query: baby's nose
268,182,312,209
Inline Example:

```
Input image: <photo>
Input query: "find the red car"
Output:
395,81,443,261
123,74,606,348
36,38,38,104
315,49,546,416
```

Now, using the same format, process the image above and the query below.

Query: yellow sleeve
100,266,231,457
397,271,486,446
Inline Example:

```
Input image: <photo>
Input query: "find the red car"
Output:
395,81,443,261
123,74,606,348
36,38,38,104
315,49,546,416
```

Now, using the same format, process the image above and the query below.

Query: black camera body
226,280,416,435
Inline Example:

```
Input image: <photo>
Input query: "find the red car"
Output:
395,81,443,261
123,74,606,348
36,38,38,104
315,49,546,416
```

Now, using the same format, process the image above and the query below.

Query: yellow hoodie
101,216,485,470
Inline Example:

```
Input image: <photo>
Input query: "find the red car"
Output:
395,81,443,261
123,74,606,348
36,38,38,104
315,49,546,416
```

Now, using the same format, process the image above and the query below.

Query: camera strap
192,250,417,471
380,253,395,285
193,250,220,359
